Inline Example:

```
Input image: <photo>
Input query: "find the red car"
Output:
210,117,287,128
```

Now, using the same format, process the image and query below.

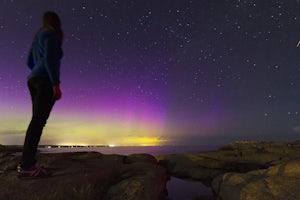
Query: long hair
42,11,63,45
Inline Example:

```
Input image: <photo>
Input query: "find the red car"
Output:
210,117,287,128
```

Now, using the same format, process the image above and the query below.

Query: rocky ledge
2,141,300,200
157,140,300,200
0,146,168,200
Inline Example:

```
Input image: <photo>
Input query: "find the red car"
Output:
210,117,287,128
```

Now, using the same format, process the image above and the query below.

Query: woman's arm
26,47,34,70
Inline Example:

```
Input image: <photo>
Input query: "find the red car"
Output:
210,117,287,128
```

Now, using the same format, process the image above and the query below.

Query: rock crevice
158,141,300,200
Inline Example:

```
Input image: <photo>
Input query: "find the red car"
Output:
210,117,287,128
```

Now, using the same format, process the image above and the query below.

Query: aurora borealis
0,0,299,146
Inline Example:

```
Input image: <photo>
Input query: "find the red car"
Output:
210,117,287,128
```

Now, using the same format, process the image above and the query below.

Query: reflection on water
167,177,213,200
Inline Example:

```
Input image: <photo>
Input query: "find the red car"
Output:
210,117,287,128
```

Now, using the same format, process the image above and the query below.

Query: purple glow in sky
0,0,300,146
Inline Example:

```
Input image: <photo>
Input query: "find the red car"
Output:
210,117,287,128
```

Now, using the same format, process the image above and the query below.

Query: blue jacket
27,28,63,86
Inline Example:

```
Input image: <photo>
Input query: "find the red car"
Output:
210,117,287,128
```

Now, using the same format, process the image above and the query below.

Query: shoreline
2,141,300,199
4,144,221,156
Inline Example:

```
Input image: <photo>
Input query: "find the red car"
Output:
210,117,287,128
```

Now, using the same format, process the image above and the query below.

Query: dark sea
39,145,219,156
39,145,220,200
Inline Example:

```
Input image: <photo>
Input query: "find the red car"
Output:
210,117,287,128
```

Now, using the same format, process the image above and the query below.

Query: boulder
104,161,167,200
123,153,158,165
104,154,167,200
212,161,300,200
158,154,225,183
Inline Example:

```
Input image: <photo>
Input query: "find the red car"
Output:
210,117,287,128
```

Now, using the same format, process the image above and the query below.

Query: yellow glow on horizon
40,113,168,146
52,135,167,147
119,136,167,146
54,136,167,147
0,111,169,146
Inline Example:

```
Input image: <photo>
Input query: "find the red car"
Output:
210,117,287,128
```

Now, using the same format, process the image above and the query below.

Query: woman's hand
53,85,62,100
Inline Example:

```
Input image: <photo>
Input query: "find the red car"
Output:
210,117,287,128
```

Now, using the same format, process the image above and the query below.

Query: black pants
21,77,55,169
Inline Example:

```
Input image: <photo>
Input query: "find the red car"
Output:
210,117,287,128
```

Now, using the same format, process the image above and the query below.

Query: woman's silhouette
18,11,63,179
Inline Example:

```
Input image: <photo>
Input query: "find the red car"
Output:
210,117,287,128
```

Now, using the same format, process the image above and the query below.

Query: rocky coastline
1,141,300,200
0,146,167,200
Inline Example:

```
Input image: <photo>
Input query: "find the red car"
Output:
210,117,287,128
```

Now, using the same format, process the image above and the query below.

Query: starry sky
0,0,299,146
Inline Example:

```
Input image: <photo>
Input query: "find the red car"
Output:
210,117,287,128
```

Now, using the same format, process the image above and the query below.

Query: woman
18,11,63,179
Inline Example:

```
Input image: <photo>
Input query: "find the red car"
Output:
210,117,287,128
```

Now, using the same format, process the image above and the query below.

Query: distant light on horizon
54,136,168,147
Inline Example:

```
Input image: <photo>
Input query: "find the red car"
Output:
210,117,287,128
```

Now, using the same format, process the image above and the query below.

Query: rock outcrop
0,147,168,200
3,141,300,200
212,161,300,200
157,140,300,200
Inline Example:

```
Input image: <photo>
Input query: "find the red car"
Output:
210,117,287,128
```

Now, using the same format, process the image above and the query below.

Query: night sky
0,0,299,146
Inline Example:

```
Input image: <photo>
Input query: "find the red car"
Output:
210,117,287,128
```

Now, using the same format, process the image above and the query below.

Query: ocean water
39,145,220,155
167,177,213,200
39,145,219,199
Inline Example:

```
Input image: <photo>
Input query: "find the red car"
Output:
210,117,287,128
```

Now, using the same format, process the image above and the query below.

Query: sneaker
17,164,50,179
17,163,22,173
